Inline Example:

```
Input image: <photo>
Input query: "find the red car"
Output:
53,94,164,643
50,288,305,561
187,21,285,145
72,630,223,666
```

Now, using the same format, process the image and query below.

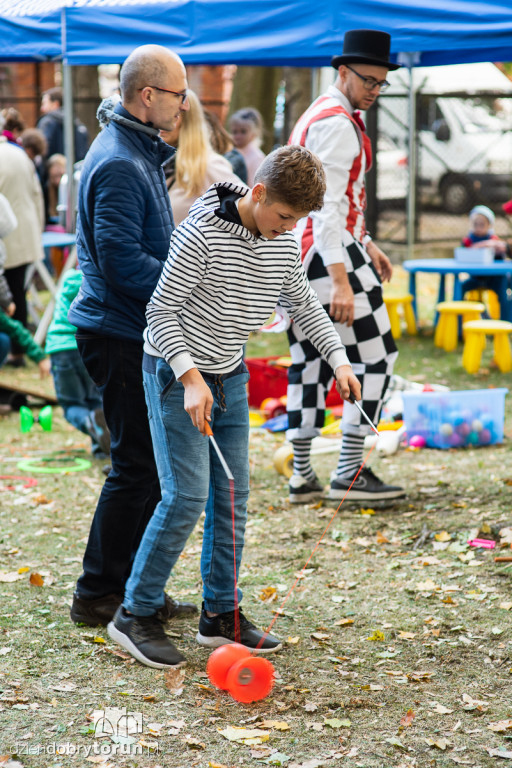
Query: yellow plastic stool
465,289,501,320
383,295,417,339
462,319,512,373
434,301,485,352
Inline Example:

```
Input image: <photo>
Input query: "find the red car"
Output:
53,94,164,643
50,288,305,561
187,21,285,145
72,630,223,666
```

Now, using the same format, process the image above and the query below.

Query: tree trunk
71,66,100,145
228,67,281,153
280,67,312,144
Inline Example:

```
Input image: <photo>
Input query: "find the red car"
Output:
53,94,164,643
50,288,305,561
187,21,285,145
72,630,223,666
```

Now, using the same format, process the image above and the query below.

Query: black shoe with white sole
108,607,186,668
196,605,282,653
289,474,324,504
329,466,406,501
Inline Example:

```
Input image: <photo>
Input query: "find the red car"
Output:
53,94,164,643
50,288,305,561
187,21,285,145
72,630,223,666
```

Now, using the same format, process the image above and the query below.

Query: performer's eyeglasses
345,65,390,93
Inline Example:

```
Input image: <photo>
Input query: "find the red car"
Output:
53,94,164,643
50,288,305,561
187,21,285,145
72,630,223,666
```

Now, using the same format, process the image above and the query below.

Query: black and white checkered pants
286,243,398,441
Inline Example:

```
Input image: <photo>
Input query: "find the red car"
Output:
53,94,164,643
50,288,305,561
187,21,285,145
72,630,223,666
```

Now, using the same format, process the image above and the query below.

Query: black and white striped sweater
144,182,350,378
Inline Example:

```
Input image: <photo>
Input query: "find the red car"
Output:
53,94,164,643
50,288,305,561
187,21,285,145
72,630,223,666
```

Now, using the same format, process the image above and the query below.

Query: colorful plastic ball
449,433,464,447
225,655,275,703
450,411,464,426
440,423,453,436
422,384,435,392
456,422,471,437
467,431,480,445
409,434,426,448
207,643,251,691
479,428,492,444
471,419,483,432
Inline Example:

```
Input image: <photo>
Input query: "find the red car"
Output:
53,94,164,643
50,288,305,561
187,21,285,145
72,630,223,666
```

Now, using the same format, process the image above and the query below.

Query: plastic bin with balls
402,388,508,449
245,356,342,409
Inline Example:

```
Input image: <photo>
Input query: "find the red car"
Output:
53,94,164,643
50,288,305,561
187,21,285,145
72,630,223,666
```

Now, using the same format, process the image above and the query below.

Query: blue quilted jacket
69,101,174,341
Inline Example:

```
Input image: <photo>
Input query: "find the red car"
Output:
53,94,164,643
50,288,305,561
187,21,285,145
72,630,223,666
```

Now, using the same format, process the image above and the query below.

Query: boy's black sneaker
108,607,186,669
288,474,324,504
329,466,406,501
196,605,282,653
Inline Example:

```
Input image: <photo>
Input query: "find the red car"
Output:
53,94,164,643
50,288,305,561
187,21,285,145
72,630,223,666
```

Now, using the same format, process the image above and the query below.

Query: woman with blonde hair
161,90,244,225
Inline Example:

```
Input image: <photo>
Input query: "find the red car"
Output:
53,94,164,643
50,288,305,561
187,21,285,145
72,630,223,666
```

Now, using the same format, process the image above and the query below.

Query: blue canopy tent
1,0,512,66
1,0,512,243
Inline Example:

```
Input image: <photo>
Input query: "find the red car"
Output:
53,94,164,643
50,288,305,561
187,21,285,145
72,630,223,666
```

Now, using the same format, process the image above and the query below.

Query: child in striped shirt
108,145,361,669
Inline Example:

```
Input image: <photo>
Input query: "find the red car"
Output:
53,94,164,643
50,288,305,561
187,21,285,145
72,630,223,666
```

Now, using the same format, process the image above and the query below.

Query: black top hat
331,29,400,71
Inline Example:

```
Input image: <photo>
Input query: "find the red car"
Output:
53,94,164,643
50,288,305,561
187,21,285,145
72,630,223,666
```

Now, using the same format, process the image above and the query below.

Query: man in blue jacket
69,44,196,626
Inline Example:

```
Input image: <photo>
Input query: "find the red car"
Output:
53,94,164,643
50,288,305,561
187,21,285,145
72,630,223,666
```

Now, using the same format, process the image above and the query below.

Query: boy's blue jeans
50,349,102,434
123,356,250,617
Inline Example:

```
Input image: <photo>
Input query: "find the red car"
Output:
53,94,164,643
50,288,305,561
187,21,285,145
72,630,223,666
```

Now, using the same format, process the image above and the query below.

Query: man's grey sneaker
289,474,324,504
329,466,406,501
70,591,198,627
196,605,282,654
108,607,186,669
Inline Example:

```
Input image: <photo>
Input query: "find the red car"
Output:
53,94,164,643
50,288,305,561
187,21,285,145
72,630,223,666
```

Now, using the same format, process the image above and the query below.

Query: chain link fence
370,92,512,246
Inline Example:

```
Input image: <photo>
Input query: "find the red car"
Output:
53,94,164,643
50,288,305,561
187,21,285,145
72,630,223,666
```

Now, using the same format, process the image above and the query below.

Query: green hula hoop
17,457,92,474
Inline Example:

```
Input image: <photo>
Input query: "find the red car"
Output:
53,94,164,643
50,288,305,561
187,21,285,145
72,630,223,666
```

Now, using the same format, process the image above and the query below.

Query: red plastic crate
245,356,342,409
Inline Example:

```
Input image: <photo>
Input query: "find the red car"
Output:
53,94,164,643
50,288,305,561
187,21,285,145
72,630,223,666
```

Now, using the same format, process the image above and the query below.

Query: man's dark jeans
75,333,161,599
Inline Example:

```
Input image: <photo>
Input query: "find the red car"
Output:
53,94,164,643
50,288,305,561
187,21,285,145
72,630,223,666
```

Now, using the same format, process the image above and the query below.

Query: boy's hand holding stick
180,368,213,435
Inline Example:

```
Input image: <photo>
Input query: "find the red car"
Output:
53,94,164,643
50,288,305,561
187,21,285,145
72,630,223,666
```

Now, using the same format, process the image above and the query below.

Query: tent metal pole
62,6,75,233
398,52,420,261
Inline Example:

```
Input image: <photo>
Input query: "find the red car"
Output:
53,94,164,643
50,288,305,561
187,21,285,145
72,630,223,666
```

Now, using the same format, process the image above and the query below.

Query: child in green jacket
45,268,110,457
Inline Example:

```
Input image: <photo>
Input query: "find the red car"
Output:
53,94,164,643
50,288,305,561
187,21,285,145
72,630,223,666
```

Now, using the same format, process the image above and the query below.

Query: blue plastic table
403,258,512,324
41,231,77,250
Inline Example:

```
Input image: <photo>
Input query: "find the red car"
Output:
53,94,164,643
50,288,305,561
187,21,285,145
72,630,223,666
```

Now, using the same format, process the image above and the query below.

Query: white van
379,62,512,213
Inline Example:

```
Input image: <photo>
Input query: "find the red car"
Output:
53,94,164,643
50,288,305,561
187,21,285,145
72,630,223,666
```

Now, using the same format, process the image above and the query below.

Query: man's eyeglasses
345,65,390,93
139,85,188,104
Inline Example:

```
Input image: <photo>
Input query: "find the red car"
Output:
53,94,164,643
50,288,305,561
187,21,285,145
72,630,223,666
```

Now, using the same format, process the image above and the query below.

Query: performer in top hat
286,28,406,504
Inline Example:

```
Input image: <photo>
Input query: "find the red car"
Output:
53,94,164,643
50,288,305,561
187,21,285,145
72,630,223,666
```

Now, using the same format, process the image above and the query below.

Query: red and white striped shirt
289,86,370,269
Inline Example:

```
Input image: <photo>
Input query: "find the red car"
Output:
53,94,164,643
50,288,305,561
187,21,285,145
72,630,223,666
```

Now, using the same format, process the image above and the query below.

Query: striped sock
336,433,365,478
292,438,315,480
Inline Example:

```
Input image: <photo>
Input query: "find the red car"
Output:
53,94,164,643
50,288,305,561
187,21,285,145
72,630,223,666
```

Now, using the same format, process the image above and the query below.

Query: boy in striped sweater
108,145,361,669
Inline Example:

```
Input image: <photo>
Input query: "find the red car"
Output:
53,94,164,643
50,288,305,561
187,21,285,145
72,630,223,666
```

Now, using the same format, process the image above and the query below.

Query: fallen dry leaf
462,693,487,711
165,668,185,694
259,720,290,730
426,737,450,750
400,709,415,727
486,747,512,759
183,735,205,749
433,703,454,714
416,578,439,592
333,617,354,627
488,720,512,732
218,726,270,745
0,571,24,583
259,586,277,602
29,572,44,587
407,671,433,682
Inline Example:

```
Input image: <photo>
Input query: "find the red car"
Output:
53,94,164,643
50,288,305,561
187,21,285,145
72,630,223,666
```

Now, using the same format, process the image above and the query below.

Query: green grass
1,278,511,768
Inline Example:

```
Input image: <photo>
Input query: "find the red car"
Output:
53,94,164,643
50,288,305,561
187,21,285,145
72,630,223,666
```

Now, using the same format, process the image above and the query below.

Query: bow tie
352,110,366,132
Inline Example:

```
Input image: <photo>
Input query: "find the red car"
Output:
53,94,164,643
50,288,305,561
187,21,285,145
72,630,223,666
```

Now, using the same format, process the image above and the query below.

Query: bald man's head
120,45,185,104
